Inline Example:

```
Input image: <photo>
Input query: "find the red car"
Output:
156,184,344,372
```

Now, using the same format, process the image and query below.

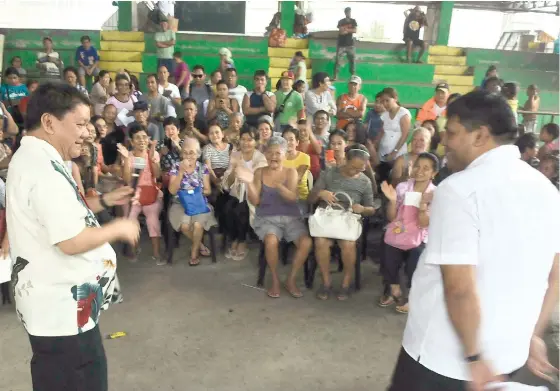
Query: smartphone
325,149,335,162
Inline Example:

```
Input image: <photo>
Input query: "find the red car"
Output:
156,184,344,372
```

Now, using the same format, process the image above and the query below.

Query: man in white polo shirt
6,82,140,391
388,90,560,391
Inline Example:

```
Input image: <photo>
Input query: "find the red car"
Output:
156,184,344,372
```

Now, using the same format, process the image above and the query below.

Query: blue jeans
157,58,174,74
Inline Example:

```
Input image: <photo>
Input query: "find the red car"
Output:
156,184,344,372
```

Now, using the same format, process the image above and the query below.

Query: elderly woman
237,136,312,298
168,137,217,266
222,127,267,261
90,70,112,115
106,74,138,126
308,144,376,300
304,72,336,121
390,127,431,186
6,82,139,391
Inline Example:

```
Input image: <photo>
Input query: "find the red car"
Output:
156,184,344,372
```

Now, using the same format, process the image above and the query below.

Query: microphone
131,157,147,191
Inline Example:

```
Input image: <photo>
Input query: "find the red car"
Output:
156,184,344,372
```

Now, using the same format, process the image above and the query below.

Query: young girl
538,123,559,160
122,123,163,264
296,119,322,180
206,80,239,130
379,152,439,314
282,127,311,214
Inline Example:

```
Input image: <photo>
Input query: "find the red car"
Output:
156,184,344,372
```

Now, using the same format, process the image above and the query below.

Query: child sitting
538,123,559,160
364,92,385,143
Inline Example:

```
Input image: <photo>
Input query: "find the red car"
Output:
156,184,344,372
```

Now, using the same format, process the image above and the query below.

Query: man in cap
274,71,305,132
416,83,450,123
129,101,161,142
336,75,367,130
334,6,357,81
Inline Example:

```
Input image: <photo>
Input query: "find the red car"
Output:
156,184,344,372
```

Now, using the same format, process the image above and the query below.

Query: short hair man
155,18,176,74
36,36,64,78
334,7,357,80
6,82,140,391
76,35,100,87
388,90,560,391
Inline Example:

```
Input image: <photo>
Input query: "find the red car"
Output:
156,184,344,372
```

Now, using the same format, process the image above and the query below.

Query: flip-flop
199,245,211,257
316,284,332,301
395,300,409,314
337,286,351,301
284,283,303,299
267,289,280,298
378,295,396,307
225,249,237,259
189,258,200,267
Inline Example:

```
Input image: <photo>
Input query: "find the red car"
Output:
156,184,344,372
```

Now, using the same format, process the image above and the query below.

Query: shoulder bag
177,163,211,216
308,191,362,241
138,151,159,206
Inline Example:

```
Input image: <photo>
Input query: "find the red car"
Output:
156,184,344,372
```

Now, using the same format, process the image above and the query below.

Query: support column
435,1,454,46
118,1,133,32
280,1,296,37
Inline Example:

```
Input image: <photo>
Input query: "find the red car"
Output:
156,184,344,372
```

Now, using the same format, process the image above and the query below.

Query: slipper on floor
284,283,303,299
199,245,211,257
267,290,280,298
189,258,200,267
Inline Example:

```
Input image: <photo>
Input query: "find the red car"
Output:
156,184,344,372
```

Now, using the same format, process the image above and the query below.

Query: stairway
268,38,312,88
99,31,145,80
428,46,474,95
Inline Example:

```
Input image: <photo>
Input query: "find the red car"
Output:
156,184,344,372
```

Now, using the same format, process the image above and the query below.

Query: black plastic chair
257,240,311,289
165,200,219,264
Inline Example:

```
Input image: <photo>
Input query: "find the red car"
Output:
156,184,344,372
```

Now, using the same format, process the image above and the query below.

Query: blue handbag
177,186,210,216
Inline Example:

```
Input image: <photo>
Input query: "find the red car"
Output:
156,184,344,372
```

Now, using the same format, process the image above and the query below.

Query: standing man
336,75,367,130
6,82,140,391
157,65,181,106
36,36,64,79
403,6,428,63
274,70,305,132
333,7,357,81
76,35,100,88
242,69,276,128
181,97,207,143
189,65,213,125
225,67,247,115
388,90,560,391
145,73,176,121
155,18,176,74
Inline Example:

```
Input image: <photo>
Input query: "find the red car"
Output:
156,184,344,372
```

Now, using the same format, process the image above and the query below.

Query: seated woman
168,137,216,266
344,122,379,193
256,116,275,153
222,127,267,261
237,136,312,298
379,152,438,314
308,144,376,300
281,126,311,214
390,127,431,187
122,123,163,264
420,119,444,156
296,119,322,180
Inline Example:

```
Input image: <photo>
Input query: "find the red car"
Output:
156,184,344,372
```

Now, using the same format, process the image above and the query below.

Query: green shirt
155,30,176,59
274,89,304,125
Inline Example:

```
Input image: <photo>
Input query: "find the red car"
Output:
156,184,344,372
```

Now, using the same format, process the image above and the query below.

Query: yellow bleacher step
433,74,474,86
448,85,474,95
271,77,310,86
108,71,140,80
427,55,466,66
268,67,311,78
101,31,145,42
268,47,309,59
284,38,309,49
99,61,142,73
270,57,311,68
100,41,145,52
428,46,464,56
434,65,471,75
99,51,143,62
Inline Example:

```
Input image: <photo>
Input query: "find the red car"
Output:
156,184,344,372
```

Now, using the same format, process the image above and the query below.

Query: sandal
232,252,247,261
378,295,396,307
267,287,280,298
225,249,237,259
337,286,351,301
316,284,332,301
284,282,303,299
199,244,211,257
189,258,200,267
395,300,409,314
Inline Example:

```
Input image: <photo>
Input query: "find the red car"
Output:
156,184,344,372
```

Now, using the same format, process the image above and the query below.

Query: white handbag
308,191,363,241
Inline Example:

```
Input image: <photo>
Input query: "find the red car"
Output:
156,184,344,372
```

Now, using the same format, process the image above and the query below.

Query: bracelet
99,194,110,210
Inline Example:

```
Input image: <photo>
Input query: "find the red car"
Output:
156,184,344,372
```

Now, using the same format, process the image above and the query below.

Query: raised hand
381,181,397,202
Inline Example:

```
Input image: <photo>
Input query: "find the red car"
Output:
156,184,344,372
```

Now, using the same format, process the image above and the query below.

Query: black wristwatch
99,194,110,210
465,354,481,363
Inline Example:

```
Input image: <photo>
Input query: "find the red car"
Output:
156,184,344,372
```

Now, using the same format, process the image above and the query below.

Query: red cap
281,70,294,79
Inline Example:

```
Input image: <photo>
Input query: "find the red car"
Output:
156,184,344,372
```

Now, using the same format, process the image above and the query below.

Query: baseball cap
349,75,362,84
294,50,306,59
133,101,149,111
281,70,294,79
435,83,449,92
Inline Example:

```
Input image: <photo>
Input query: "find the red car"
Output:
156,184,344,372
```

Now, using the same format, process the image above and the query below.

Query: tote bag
308,191,362,241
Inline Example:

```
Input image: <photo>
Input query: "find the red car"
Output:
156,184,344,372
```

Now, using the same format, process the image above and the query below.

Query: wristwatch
465,354,481,363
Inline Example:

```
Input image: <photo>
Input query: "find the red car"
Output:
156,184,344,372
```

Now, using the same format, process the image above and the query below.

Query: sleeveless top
245,91,273,127
337,93,364,129
256,171,300,217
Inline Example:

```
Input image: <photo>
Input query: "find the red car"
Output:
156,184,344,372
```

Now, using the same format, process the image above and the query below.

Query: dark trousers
29,325,108,391
377,161,394,185
389,348,520,391
382,241,424,289
333,45,356,79
210,190,231,235
388,348,467,391
224,197,250,242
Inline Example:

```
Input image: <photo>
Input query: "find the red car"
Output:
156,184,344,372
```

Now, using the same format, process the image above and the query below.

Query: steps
268,38,311,87
428,46,474,95
99,31,144,80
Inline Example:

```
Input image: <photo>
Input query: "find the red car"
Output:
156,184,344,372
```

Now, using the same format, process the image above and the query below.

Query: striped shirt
202,143,231,169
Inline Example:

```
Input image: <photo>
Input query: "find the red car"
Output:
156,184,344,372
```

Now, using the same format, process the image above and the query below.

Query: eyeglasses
192,74,204,79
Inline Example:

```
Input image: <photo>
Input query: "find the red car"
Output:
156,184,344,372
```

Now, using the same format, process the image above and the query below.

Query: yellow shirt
283,151,311,200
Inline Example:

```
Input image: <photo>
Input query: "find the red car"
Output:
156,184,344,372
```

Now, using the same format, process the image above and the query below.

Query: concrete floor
0,234,557,391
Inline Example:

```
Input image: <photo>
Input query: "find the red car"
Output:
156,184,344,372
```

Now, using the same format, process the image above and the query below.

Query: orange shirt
337,93,364,129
